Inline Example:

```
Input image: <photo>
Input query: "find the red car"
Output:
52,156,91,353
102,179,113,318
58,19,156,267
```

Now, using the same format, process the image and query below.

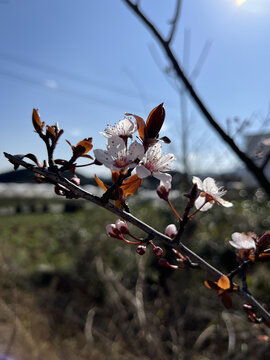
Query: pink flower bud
70,177,80,186
153,246,163,257
115,219,129,234
165,224,177,239
106,224,122,239
158,258,178,269
136,245,146,255
157,184,170,201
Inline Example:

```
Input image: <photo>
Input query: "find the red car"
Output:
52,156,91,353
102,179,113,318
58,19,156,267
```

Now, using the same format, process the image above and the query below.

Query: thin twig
122,0,270,197
167,0,182,44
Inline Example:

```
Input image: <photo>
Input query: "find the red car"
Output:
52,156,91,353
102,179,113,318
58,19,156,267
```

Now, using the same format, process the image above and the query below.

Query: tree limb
4,152,270,322
122,0,270,197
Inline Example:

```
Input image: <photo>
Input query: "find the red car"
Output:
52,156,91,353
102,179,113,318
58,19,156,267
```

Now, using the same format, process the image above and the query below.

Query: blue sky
1,0,270,177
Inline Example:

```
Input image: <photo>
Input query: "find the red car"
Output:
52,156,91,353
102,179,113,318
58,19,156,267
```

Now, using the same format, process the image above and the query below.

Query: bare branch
167,0,182,44
261,149,270,170
4,152,270,322
122,0,270,196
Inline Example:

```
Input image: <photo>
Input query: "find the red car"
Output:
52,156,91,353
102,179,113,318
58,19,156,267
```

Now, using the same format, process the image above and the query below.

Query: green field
0,191,269,359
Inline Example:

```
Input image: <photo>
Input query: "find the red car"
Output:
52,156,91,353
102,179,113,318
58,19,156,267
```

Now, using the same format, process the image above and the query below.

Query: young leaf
217,275,230,290
221,292,232,309
75,137,93,155
95,175,109,191
126,112,146,141
145,103,165,139
120,174,142,196
204,280,219,290
32,108,44,133
257,231,270,253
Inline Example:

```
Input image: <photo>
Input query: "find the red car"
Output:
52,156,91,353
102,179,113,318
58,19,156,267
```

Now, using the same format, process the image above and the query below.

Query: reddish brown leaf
159,136,171,144
120,174,142,197
76,137,93,155
95,175,108,191
112,171,120,184
221,292,232,309
32,109,43,133
204,280,219,290
24,153,41,167
55,159,68,165
66,139,74,150
257,231,270,253
81,154,94,160
126,112,146,141
46,125,56,137
217,275,230,290
145,103,165,139
114,200,124,210
258,253,270,261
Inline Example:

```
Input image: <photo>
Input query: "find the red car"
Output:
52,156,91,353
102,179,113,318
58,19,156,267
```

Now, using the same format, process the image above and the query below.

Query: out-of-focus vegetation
0,188,270,359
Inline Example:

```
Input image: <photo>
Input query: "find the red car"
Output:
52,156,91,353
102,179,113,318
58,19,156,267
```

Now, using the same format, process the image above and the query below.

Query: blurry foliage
0,191,270,359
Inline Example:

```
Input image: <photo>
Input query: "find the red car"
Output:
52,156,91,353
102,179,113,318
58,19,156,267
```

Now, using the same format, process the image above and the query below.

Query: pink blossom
229,232,257,250
136,143,175,189
115,219,129,234
100,117,137,139
106,224,122,239
192,176,233,211
94,136,144,171
165,224,177,239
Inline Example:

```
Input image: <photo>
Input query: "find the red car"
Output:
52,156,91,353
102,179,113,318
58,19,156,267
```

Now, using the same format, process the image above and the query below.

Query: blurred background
0,0,270,359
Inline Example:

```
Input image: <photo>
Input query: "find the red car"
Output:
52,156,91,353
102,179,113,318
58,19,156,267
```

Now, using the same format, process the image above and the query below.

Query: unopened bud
106,224,122,239
153,246,163,257
70,177,80,186
115,219,129,234
165,224,178,239
157,183,170,201
54,185,66,196
158,258,178,269
136,245,146,255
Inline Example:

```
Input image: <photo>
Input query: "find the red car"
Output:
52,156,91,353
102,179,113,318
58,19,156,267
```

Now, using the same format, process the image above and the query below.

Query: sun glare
236,0,247,6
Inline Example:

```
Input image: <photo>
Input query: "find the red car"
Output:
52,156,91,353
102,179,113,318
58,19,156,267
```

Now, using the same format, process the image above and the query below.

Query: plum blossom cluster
5,104,270,325
94,103,176,193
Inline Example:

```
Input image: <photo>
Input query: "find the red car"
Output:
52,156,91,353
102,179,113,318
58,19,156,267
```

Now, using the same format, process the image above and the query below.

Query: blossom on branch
94,136,144,171
136,143,176,189
192,176,233,211
100,117,137,141
229,232,257,250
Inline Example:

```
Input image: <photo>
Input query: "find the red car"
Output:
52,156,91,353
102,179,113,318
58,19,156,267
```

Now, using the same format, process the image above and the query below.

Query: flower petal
195,195,213,211
128,141,145,161
192,176,203,190
153,171,172,189
203,177,219,194
94,149,113,168
107,136,125,157
136,165,151,179
217,197,233,208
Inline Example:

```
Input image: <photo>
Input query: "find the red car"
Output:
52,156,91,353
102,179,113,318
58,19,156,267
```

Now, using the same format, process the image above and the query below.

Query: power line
0,67,135,110
0,52,179,109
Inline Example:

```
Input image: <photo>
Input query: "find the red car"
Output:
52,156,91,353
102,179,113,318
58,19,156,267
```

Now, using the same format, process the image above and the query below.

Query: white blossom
192,176,233,211
136,143,176,189
165,224,177,239
229,232,257,250
100,118,137,139
94,136,144,171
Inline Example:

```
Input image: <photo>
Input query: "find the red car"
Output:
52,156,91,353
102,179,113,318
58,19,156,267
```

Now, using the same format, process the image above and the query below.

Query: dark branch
122,0,270,197
261,149,270,170
167,0,182,44
4,152,270,322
